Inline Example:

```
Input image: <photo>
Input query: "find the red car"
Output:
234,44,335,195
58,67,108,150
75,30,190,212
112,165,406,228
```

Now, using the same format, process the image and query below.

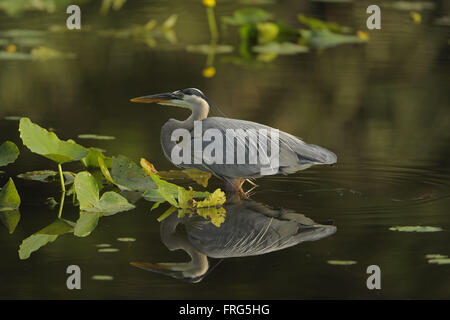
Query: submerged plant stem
206,7,219,44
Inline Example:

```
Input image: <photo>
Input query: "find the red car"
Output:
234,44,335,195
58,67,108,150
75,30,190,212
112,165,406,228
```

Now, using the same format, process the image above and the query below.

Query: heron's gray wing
182,117,336,179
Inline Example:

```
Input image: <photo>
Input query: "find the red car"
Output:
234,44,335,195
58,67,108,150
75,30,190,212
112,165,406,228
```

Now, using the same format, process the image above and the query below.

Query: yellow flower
7,44,16,53
410,12,421,24
357,31,369,41
202,67,216,78
202,0,216,7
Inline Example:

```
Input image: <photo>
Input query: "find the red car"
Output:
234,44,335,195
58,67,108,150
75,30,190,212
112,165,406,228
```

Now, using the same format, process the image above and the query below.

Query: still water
0,0,449,299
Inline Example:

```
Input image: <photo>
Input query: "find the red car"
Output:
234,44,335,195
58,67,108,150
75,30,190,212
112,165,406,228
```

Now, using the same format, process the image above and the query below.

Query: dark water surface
0,0,449,299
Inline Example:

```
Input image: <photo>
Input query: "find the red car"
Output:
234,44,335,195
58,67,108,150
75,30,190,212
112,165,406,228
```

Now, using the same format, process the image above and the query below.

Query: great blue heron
130,199,336,282
131,88,337,196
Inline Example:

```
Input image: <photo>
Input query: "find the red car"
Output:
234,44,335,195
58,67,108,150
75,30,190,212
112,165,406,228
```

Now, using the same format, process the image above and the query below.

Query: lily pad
96,243,111,248
0,141,19,167
253,42,309,54
98,248,119,253
327,260,357,265
3,116,22,121
19,118,89,164
428,258,450,265
300,29,367,50
389,226,443,232
31,46,76,60
425,254,448,259
117,237,136,242
74,171,135,216
17,170,75,184
91,275,114,280
81,147,112,168
18,219,74,260
77,134,116,140
186,44,234,55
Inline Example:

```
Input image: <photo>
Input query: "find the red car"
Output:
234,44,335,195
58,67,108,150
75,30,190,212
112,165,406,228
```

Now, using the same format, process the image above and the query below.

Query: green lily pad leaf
222,8,272,25
300,29,367,50
96,243,111,248
162,14,178,29
253,42,309,54
0,209,20,234
74,171,135,216
31,46,76,60
0,178,20,212
74,211,100,237
425,254,448,259
91,275,114,280
99,155,155,192
117,237,136,242
81,147,112,168
186,44,234,55
428,258,450,265
18,219,74,260
327,260,357,265
3,116,22,121
389,226,443,232
0,141,19,167
0,51,33,60
19,117,89,164
17,170,75,184
98,248,120,253
77,134,116,140
298,14,351,33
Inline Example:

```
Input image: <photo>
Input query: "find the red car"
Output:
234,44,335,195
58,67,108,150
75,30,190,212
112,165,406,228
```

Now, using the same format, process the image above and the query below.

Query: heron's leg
225,178,247,201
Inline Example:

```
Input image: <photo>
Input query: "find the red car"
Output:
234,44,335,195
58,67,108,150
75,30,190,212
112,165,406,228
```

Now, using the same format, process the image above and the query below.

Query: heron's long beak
130,92,177,104
130,261,206,283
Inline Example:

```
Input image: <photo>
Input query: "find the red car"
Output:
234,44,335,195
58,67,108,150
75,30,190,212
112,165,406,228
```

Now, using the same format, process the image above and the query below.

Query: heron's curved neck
160,100,209,158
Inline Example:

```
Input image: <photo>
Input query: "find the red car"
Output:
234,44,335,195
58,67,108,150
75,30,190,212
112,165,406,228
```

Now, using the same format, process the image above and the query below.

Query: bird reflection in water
131,199,336,283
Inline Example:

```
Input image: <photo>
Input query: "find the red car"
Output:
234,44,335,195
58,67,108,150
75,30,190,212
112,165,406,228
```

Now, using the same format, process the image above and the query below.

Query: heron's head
130,88,211,113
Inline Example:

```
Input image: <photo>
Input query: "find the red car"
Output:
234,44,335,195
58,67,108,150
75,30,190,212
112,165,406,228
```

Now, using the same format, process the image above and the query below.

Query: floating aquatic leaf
300,29,368,49
298,14,351,33
81,147,112,168
0,141,19,167
327,260,357,265
74,211,100,237
428,258,450,265
3,116,22,121
389,226,443,232
157,206,177,222
384,1,435,11
31,46,76,60
98,248,119,253
0,178,20,212
74,171,135,216
91,275,114,280
425,254,448,259
18,219,74,260
162,14,178,29
77,134,116,140
0,209,20,234
0,51,33,60
253,42,309,54
186,44,234,55
96,243,111,248
222,8,272,25
19,118,89,164
17,170,75,184
256,22,279,44
117,237,136,242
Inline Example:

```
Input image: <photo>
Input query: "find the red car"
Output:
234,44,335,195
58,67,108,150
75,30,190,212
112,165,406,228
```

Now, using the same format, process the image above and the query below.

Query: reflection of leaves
74,171,135,216
186,44,234,55
74,211,100,237
298,14,351,33
0,209,20,234
0,178,21,212
19,118,88,164
222,8,272,25
389,226,443,232
0,141,19,167
196,189,226,208
197,207,226,227
19,219,74,260
300,29,367,49
253,42,309,54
